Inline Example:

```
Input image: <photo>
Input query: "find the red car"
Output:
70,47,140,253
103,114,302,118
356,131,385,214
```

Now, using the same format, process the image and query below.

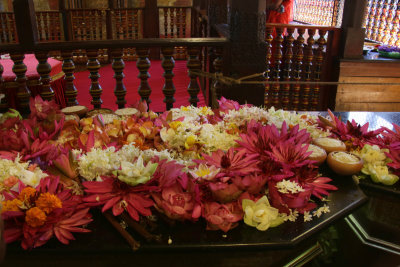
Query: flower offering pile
1,96,399,250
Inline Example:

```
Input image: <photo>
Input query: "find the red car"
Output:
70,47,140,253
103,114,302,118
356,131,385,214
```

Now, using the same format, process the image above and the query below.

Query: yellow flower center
185,135,197,149
195,168,211,177
180,106,189,111
169,121,182,130
35,192,62,214
25,207,47,228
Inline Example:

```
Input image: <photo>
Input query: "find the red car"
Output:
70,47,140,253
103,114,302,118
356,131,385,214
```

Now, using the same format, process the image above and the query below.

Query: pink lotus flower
232,174,268,194
199,147,259,178
217,97,240,113
83,176,155,221
152,179,201,221
2,176,92,250
267,180,316,214
208,182,243,203
318,109,382,149
29,95,60,121
202,201,243,232
385,142,400,175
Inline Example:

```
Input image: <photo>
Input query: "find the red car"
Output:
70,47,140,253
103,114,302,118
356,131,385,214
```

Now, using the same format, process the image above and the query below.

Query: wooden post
59,0,70,41
340,0,369,59
225,0,266,106
13,0,38,48
143,0,160,59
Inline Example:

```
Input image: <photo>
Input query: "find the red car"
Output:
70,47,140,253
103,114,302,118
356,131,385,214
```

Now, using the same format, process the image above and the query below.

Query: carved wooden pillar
61,50,78,106
371,1,382,40
395,2,400,47
302,29,315,111
35,51,54,101
87,49,102,108
0,62,7,112
161,46,176,110
312,29,327,111
228,0,266,106
10,53,30,114
136,47,152,105
186,46,201,107
271,27,284,109
366,0,377,39
164,8,168,38
377,0,389,43
264,26,273,107
282,28,294,110
213,46,223,102
111,48,126,109
293,29,305,111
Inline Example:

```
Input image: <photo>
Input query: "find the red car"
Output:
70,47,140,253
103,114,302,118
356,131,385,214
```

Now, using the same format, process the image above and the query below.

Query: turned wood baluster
182,8,187,37
371,1,383,40
112,48,126,109
302,29,315,111
61,51,78,106
36,13,43,41
0,62,8,112
87,49,102,108
35,51,54,101
134,10,139,39
394,2,400,46
161,47,176,110
377,0,389,42
383,0,395,44
312,29,327,111
169,8,175,38
164,8,169,38
136,48,152,105
213,46,223,102
365,0,375,39
186,46,201,107
292,28,304,111
271,27,284,109
282,28,294,110
264,26,273,107
389,1,400,45
10,53,30,114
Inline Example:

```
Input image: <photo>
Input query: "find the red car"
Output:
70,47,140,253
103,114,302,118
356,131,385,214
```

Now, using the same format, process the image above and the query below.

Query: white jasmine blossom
276,180,305,194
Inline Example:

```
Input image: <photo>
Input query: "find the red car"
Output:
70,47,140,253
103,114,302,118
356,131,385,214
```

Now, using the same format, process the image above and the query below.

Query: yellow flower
35,192,62,214
180,106,189,111
169,121,182,130
2,199,23,213
18,187,37,202
189,164,219,180
184,135,197,149
242,196,284,231
25,207,47,227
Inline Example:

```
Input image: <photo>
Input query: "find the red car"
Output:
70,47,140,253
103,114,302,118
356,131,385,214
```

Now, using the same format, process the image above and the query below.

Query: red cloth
1,54,66,108
5,78,67,109
266,0,294,24
2,54,63,82
75,60,206,112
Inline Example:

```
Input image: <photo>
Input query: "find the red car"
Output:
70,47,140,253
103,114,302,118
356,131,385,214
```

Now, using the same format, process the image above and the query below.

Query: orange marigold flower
18,187,37,202
2,199,23,213
25,207,47,228
35,192,62,214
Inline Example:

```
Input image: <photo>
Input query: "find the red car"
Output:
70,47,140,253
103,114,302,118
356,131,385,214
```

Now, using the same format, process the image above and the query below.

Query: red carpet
75,60,205,112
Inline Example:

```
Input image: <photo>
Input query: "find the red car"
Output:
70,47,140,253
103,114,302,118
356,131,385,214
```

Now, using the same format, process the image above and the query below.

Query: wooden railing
365,0,400,47
264,23,341,111
294,0,344,27
0,12,17,44
0,38,228,113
